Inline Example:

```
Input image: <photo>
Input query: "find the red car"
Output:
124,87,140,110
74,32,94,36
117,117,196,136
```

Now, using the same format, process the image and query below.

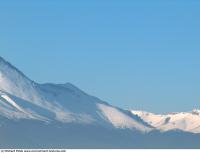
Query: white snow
98,104,151,132
0,91,49,121
1,94,26,113
131,110,200,133
0,59,41,105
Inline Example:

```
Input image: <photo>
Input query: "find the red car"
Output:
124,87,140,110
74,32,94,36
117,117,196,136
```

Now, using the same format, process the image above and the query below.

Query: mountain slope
0,56,151,132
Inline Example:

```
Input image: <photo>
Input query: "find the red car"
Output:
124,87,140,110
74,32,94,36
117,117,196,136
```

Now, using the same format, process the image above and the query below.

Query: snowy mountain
0,56,151,131
131,110,200,133
0,56,200,149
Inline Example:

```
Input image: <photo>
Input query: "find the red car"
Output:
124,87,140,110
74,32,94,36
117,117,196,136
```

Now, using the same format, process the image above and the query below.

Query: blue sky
1,0,200,113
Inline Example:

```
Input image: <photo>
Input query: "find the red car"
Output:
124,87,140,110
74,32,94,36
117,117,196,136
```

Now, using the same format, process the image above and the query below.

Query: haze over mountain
0,56,200,149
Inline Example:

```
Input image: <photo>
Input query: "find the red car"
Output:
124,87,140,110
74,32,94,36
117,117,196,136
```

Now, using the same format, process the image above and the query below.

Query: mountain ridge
1,56,200,148
0,56,151,132
131,109,200,133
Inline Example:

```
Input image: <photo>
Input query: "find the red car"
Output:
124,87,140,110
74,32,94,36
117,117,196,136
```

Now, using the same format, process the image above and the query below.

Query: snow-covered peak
131,110,200,133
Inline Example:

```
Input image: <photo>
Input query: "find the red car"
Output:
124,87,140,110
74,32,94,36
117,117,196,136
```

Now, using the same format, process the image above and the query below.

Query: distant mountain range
0,56,200,149
131,110,200,133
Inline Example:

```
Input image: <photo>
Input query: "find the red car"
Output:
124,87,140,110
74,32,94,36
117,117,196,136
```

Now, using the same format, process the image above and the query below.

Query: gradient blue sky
1,0,200,113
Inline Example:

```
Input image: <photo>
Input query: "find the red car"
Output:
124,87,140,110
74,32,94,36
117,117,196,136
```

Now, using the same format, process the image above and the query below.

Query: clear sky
1,0,200,113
